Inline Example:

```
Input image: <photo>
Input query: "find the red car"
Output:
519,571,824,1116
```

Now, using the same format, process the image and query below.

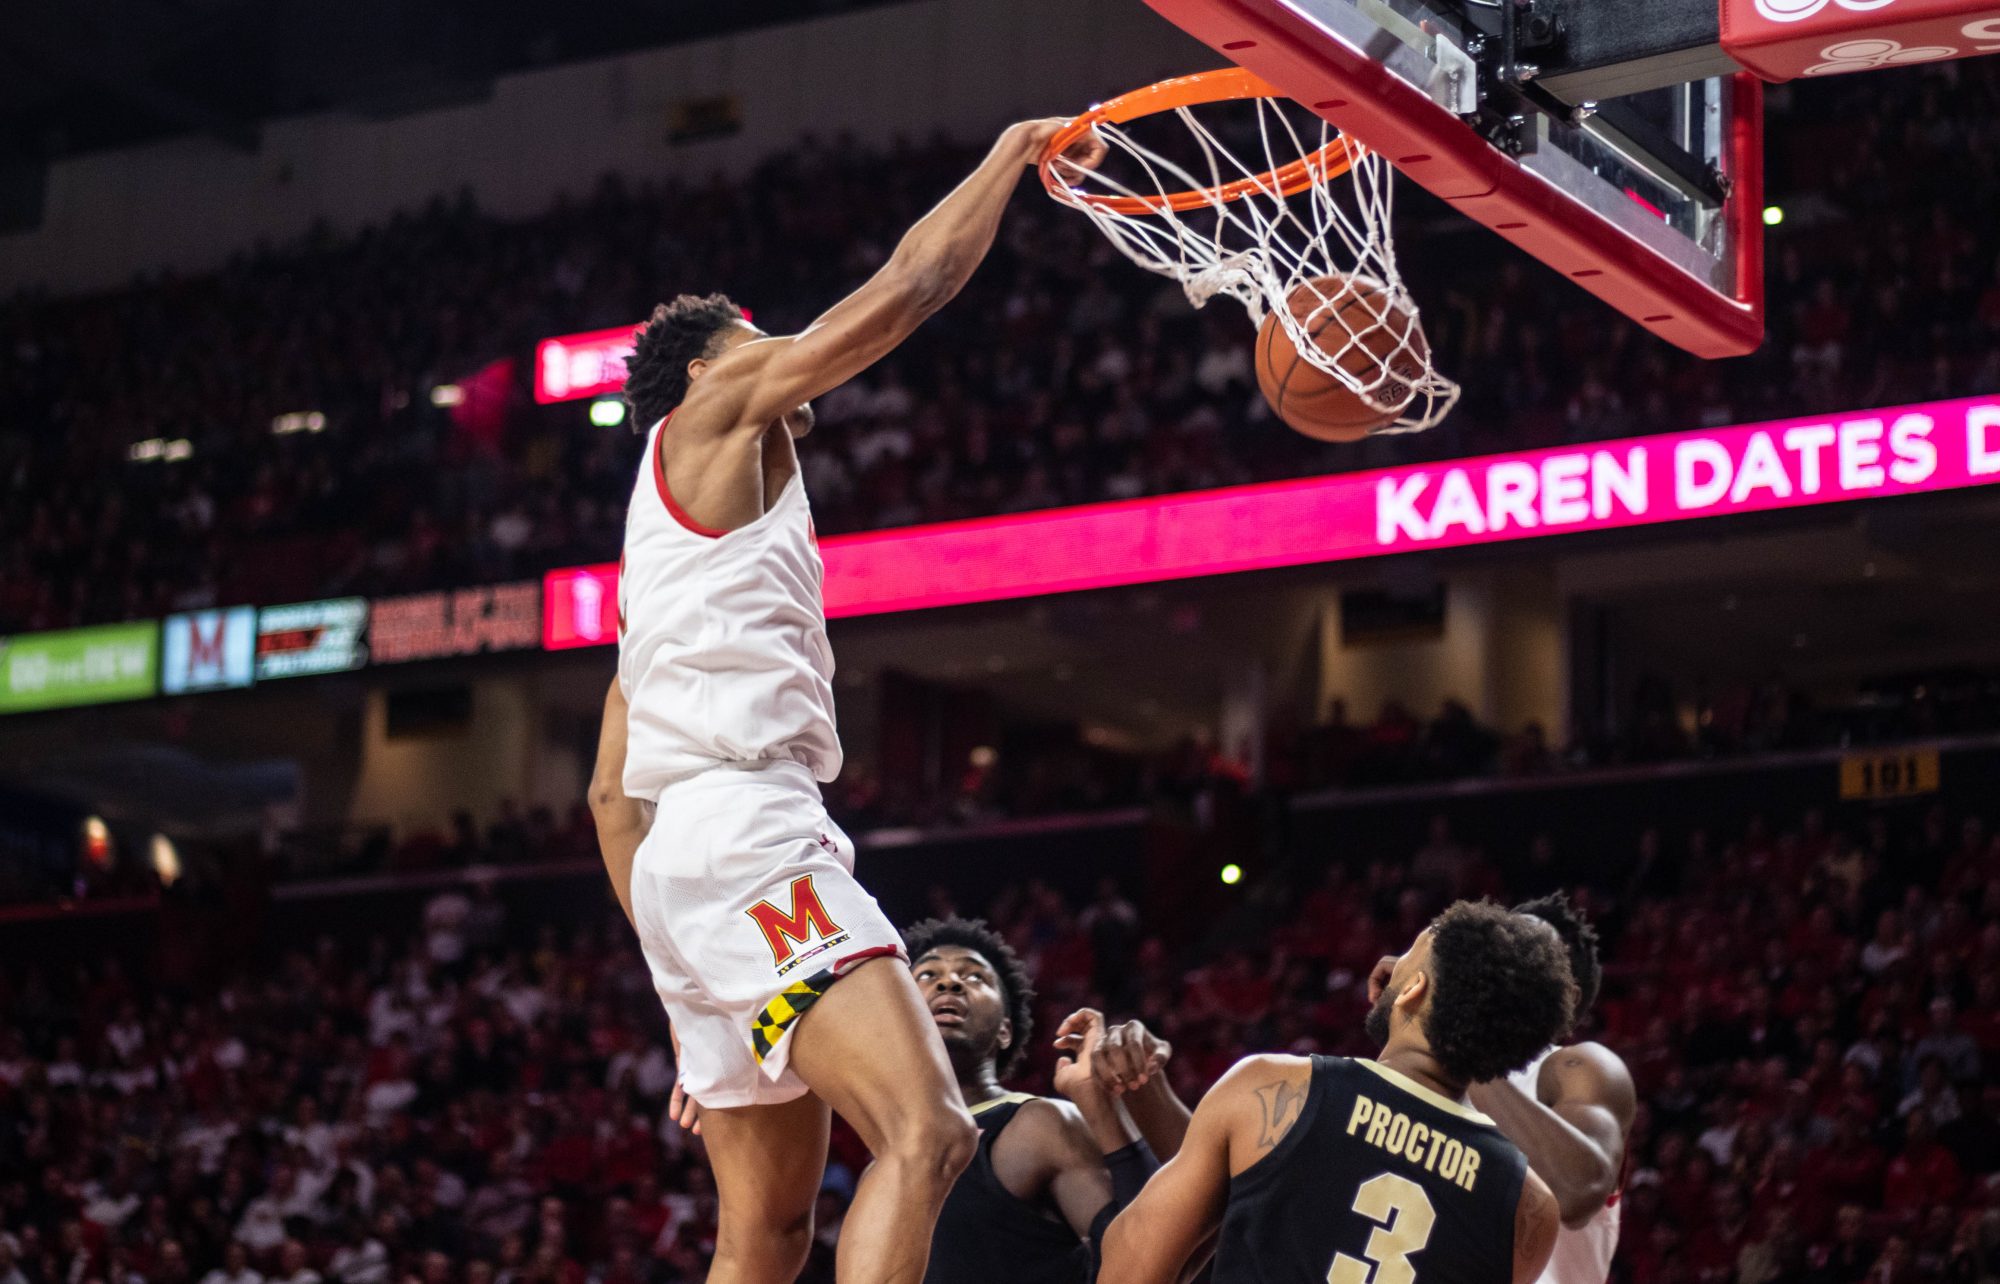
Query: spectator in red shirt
594,1097,655,1191
1881,1112,1964,1218
624,1175,670,1250
1687,1180,1756,1282
1805,1108,1887,1209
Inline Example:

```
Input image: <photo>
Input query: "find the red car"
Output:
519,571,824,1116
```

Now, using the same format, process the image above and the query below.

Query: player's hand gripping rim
1007,117,1109,183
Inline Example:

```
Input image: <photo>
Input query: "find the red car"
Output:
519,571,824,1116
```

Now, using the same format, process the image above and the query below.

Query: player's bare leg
698,1092,833,1284
789,955,978,1284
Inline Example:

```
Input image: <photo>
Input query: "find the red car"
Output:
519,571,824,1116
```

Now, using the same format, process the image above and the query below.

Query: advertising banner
371,583,542,664
0,623,159,713
542,564,620,651
257,599,369,679
534,326,639,404
162,607,256,694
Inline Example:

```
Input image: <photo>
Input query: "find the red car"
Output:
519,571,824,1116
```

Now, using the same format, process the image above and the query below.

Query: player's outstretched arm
1468,1043,1636,1228
1100,1054,1308,1284
587,678,648,929
684,119,1104,435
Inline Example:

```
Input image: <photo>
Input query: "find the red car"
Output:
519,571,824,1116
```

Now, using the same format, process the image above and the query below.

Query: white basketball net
1048,94,1459,434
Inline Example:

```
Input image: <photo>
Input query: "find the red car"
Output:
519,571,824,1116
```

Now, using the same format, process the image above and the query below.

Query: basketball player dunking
903,916,1191,1284
586,118,1104,1284
1100,902,1573,1284
1372,894,1636,1284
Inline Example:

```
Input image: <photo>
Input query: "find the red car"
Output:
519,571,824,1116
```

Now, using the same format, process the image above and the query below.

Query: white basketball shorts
630,759,906,1109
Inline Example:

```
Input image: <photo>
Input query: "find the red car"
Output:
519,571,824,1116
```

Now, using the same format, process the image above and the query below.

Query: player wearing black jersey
1374,894,1637,1284
1101,901,1574,1284
905,917,1191,1284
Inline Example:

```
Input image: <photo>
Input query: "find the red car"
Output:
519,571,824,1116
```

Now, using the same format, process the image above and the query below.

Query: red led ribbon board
540,395,2000,628
371,583,542,663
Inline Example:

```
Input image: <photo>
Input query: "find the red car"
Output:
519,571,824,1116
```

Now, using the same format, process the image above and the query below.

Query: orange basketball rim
1039,67,1361,216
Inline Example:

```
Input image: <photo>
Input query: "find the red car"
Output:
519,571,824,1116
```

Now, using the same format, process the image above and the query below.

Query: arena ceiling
0,0,899,164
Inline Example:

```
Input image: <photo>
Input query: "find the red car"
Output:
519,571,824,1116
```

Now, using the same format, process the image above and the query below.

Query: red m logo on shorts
746,874,844,967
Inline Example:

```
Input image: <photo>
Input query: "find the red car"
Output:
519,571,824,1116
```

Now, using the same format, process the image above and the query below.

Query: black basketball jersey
1213,1056,1528,1284
922,1093,1091,1284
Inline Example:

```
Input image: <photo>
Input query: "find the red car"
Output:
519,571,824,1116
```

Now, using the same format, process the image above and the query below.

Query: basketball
1254,273,1427,442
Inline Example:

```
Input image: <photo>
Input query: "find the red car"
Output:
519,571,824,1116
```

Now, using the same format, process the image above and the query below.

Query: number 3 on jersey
1327,1173,1437,1284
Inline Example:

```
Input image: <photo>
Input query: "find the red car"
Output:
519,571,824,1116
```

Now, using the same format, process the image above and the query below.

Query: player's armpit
687,120,1091,433
1512,1168,1561,1284
681,288,940,439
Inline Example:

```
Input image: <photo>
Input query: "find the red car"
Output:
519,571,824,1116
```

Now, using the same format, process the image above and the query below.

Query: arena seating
0,796,1993,1283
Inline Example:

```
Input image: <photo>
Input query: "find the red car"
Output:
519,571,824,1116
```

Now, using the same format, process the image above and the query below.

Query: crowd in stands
4,62,1999,634
249,667,2000,882
829,667,2000,832
3,787,1995,1284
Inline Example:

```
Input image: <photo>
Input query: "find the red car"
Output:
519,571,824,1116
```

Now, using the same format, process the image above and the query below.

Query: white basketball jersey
1508,1046,1621,1284
617,415,841,799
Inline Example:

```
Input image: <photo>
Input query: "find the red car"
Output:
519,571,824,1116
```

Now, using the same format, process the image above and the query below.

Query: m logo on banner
162,607,254,694
185,613,230,683
746,875,844,967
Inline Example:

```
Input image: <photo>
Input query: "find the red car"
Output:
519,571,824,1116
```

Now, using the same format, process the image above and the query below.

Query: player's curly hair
622,293,746,430
1514,891,1602,1017
902,916,1037,1076
1422,901,1579,1085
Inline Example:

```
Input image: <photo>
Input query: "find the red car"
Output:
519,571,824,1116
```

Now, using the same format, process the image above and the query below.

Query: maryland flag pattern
750,966,836,1064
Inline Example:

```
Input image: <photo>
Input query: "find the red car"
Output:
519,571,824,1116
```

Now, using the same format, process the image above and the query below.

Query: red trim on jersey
1606,1140,1633,1207
652,411,727,539
830,944,905,975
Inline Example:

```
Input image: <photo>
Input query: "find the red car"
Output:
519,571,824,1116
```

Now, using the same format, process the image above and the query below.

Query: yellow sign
1839,749,1940,801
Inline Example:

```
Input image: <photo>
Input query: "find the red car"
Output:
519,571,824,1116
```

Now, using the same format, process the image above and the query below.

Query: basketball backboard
1141,0,1768,357
1140,0,2000,358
